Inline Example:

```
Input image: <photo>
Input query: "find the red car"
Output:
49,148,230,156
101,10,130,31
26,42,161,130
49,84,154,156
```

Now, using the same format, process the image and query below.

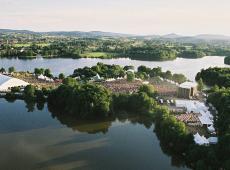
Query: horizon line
1,28,230,37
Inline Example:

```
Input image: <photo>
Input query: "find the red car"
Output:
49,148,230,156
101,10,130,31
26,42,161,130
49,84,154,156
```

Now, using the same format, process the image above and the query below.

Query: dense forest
196,67,230,87
224,56,230,65
1,32,230,61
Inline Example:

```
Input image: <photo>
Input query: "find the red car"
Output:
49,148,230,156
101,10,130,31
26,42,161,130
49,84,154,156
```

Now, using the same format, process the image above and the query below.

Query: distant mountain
161,33,183,39
194,34,230,40
41,31,133,37
0,29,132,37
0,29,36,34
1,29,230,41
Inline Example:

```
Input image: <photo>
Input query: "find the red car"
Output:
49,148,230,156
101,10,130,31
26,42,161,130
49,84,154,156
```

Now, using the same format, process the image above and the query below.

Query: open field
148,77,178,97
80,52,117,58
101,79,142,93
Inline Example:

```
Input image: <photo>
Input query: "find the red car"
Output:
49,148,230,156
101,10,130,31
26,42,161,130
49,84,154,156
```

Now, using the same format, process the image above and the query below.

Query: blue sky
0,0,230,35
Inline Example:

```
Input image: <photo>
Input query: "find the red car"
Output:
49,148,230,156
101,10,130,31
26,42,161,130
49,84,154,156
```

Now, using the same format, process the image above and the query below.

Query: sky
0,0,230,35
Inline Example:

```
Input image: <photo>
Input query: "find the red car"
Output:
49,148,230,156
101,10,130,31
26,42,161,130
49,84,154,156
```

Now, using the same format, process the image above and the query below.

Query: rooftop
0,74,12,85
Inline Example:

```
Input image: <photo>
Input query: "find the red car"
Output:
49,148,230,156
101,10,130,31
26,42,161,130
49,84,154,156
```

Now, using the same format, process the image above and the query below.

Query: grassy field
13,43,31,47
80,52,118,59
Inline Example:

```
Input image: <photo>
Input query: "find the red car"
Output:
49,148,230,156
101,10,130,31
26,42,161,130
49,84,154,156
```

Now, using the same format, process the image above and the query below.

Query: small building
0,74,29,92
178,82,197,99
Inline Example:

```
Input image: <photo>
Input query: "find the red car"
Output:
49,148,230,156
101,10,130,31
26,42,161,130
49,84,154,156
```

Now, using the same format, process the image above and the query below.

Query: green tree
34,68,44,75
24,85,36,99
63,77,77,86
44,69,52,77
224,56,230,65
197,78,204,91
138,65,151,74
8,66,15,73
149,67,162,77
0,67,6,73
59,73,65,79
127,72,135,82
11,86,20,93
139,84,156,97
172,74,187,84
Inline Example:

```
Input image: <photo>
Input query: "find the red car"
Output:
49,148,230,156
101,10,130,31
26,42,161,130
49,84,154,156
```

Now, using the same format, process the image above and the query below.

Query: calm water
0,99,189,170
0,56,229,80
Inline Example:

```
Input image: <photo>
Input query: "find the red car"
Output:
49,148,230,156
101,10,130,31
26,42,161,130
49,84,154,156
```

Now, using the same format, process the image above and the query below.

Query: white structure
106,78,116,82
175,100,214,126
207,125,215,133
142,81,149,85
194,133,209,145
38,74,54,82
90,74,102,82
0,74,29,92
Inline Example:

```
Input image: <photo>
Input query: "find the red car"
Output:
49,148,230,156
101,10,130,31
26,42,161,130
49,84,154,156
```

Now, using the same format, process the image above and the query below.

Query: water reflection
49,105,153,134
0,99,189,170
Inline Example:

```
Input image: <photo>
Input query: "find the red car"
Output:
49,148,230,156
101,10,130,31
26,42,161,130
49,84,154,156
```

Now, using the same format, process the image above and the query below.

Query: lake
0,99,189,170
0,56,229,80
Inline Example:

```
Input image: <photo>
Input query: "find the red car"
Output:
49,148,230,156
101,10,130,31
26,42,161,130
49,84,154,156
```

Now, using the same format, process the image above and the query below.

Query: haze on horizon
1,0,230,36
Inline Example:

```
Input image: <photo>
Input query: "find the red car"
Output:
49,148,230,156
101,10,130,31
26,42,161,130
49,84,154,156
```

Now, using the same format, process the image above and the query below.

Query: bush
127,72,135,82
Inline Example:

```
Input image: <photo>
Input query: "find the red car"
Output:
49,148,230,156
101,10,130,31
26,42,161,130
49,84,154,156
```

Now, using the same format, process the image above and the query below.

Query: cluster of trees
4,34,230,61
207,87,230,169
0,66,16,73
34,68,53,77
154,106,194,155
48,78,111,118
72,63,187,84
137,65,187,83
224,56,230,65
196,67,230,87
72,63,126,80
5,84,50,111
178,50,206,58
124,46,177,61
112,85,157,115
48,78,159,118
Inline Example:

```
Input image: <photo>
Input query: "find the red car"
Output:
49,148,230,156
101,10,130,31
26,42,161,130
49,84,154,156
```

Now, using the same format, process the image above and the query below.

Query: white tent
208,125,215,133
0,74,29,92
106,78,116,82
198,115,213,125
38,74,54,82
194,133,209,145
